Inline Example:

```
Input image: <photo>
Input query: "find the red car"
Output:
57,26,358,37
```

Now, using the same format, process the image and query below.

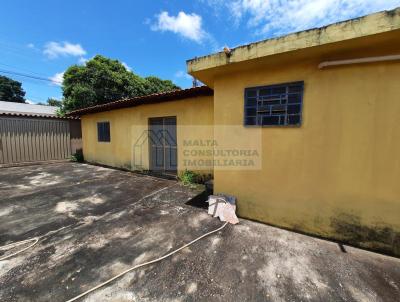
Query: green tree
62,55,180,113
47,98,62,107
144,76,180,94
0,75,26,103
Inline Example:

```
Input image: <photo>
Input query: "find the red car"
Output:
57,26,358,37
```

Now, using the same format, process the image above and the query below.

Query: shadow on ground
0,162,399,302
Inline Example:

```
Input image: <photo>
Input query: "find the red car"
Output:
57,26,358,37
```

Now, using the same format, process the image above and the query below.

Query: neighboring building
0,101,57,117
0,101,82,165
69,8,400,256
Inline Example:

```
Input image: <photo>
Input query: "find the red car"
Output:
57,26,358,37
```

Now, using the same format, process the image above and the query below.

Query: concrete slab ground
0,162,399,302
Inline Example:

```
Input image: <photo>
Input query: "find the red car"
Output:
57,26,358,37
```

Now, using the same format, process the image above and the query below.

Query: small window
244,81,304,126
97,122,110,142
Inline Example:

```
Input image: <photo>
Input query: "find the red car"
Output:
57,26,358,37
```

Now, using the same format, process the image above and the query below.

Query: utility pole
192,77,199,88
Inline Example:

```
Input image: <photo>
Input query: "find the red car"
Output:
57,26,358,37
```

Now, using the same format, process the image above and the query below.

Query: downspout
318,54,400,69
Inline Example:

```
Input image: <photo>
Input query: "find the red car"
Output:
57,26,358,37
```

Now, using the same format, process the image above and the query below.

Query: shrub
180,170,199,186
179,170,213,186
71,149,84,162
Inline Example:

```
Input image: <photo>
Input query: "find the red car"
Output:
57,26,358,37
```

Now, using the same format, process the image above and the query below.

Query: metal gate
149,116,177,174
0,117,72,164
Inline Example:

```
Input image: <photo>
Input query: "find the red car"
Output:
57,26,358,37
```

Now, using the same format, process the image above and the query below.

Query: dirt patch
1,162,399,302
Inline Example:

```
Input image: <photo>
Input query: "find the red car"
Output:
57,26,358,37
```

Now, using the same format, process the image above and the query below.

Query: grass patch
179,170,212,186
70,149,84,162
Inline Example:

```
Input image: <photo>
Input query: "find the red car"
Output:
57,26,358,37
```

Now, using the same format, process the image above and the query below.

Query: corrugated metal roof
0,112,78,120
66,86,214,116
0,101,57,117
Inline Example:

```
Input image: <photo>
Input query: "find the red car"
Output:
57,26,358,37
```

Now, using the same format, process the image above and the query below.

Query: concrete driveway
0,162,399,302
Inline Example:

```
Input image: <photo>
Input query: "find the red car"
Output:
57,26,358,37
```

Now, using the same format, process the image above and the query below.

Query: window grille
97,122,110,142
244,81,304,126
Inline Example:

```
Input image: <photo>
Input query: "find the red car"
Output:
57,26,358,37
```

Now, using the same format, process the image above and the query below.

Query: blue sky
1,0,399,104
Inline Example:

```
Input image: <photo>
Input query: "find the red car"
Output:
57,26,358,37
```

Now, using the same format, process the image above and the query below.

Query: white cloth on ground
207,195,239,224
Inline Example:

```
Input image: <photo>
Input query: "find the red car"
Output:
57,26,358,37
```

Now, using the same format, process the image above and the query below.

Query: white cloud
203,0,400,36
26,43,41,52
49,72,64,86
78,57,88,64
43,41,86,59
121,61,132,71
151,11,207,43
175,70,192,80
25,99,35,104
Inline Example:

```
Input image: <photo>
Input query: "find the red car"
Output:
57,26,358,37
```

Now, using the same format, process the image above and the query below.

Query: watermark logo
132,125,262,171
182,139,260,170
133,129,177,171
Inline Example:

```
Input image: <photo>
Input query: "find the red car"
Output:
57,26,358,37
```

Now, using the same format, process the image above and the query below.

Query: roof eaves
66,86,213,116
0,112,79,120
187,7,400,73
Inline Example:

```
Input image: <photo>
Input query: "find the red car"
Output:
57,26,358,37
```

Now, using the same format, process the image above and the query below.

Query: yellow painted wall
81,96,214,175
213,59,400,256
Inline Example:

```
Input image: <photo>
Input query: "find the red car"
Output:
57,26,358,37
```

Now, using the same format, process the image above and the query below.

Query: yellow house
70,87,215,176
69,8,400,256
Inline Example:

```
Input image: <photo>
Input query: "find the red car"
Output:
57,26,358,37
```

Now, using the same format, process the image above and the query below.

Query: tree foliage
0,75,26,103
46,98,62,107
144,76,180,94
62,55,180,113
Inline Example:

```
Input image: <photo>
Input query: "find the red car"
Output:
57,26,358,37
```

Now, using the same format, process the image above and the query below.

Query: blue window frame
244,81,304,126
97,121,110,142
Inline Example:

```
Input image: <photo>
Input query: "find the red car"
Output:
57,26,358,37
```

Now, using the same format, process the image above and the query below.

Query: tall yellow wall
81,96,214,175
213,59,400,256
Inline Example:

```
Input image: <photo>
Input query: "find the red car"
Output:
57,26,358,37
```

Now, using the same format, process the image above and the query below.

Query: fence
0,116,81,165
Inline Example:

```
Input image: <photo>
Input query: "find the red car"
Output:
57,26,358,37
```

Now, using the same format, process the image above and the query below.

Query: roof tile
66,86,213,116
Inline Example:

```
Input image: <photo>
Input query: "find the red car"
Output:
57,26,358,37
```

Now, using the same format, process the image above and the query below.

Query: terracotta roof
66,86,214,116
